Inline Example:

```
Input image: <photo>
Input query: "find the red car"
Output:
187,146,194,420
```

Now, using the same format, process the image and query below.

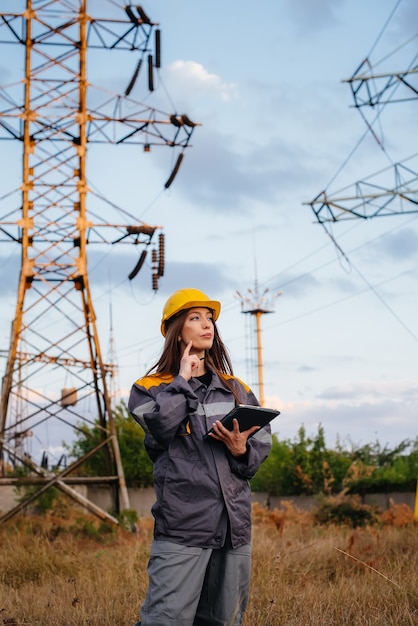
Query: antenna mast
236,284,282,406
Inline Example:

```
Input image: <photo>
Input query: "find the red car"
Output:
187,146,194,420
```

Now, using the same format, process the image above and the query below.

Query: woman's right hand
179,340,201,381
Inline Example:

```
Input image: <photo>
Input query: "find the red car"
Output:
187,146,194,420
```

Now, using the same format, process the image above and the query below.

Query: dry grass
248,502,418,625
0,503,417,625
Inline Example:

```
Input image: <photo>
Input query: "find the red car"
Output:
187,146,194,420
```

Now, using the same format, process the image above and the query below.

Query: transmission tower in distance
308,35,418,224
0,1,198,524
236,284,282,407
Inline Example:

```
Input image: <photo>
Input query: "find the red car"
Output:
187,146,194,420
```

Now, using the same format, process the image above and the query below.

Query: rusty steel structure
0,1,198,523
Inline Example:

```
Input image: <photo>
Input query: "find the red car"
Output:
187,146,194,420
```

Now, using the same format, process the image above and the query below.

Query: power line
366,0,404,58
264,260,418,338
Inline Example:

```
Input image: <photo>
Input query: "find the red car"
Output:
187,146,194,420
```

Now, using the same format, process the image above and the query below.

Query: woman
128,288,272,626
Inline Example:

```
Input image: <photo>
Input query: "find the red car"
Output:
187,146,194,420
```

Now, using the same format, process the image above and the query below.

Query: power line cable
263,260,418,336
119,218,418,357
323,226,418,341
321,0,407,190
262,212,418,294
366,0,404,58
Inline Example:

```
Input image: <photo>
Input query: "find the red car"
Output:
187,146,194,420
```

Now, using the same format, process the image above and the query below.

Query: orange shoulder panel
135,373,174,390
223,374,251,393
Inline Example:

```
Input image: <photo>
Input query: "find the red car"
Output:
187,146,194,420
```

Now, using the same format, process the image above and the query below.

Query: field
0,501,417,625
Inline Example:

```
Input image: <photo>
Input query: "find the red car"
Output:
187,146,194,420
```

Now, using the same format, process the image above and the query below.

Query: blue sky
1,0,418,457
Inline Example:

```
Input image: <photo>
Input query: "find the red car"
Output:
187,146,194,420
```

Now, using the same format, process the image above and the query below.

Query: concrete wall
0,485,415,517
0,486,18,513
0,485,162,517
85,485,156,517
269,491,417,512
363,491,416,511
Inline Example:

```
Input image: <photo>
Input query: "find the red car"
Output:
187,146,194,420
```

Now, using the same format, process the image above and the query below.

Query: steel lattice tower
0,0,198,523
236,285,281,407
308,39,418,223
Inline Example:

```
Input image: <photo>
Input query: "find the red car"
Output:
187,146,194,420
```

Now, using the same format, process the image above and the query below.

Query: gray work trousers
137,539,252,626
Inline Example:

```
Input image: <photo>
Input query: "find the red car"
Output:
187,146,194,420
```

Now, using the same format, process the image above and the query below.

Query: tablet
203,404,280,440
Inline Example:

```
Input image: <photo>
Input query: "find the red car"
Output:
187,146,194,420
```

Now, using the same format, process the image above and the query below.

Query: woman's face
179,307,214,353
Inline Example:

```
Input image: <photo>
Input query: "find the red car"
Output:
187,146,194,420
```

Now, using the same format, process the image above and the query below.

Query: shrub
313,494,379,528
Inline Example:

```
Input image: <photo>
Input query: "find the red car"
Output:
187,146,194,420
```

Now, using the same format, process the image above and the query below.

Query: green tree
345,437,418,494
279,425,333,495
67,401,153,487
277,429,417,497
250,434,292,495
68,407,418,498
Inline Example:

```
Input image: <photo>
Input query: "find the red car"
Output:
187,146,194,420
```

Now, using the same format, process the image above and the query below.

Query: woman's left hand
209,418,259,457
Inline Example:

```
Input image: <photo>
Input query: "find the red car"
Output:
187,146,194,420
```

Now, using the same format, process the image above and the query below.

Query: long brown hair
146,308,243,403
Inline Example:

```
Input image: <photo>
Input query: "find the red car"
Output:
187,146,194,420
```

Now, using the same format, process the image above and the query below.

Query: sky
1,0,418,457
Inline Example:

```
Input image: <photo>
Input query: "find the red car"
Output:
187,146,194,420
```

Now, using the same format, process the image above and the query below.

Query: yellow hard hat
161,288,221,336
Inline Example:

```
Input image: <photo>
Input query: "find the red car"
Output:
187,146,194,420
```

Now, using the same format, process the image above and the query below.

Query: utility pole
236,284,282,407
0,1,198,523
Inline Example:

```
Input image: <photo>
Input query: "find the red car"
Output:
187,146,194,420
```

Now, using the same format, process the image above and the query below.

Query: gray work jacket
128,370,272,549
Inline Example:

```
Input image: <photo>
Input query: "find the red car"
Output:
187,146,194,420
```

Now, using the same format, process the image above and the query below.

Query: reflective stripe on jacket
128,370,272,549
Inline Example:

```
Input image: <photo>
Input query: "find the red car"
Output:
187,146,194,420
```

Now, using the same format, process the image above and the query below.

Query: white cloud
318,379,418,403
266,380,418,448
168,60,238,102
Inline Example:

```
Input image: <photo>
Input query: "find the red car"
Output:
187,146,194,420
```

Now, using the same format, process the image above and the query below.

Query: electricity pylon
308,37,418,224
236,284,281,407
308,154,418,224
307,39,418,515
0,1,198,523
